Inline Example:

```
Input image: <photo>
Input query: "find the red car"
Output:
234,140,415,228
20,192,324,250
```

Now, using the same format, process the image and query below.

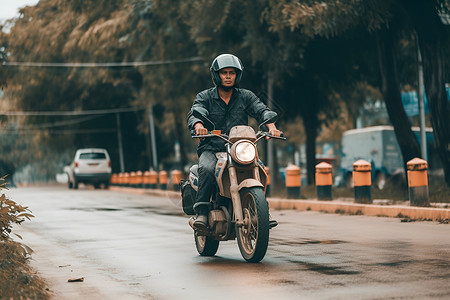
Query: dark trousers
193,151,217,214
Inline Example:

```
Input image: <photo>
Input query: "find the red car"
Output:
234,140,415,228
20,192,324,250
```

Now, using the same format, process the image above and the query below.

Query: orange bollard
264,166,271,197
352,160,372,204
123,172,130,187
149,169,158,189
315,162,333,200
110,173,118,186
129,171,136,187
159,170,168,190
143,171,151,188
118,173,124,186
285,164,301,199
171,169,182,191
407,158,429,207
135,171,144,188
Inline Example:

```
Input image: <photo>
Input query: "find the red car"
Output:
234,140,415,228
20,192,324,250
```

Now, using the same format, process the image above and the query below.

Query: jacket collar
211,86,238,100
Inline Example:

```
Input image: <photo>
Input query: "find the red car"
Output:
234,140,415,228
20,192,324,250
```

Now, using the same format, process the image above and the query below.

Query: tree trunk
304,120,317,186
376,30,421,173
418,34,450,187
173,109,188,172
301,100,319,186
407,0,450,187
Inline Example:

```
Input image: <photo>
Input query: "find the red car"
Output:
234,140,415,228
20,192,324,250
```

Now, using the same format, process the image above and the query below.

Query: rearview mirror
192,107,215,130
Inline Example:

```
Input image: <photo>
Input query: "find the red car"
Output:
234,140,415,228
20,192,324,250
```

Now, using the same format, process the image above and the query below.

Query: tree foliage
268,0,449,185
1,0,449,187
0,177,34,243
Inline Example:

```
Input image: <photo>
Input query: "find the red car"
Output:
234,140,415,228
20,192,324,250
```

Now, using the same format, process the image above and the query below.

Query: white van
340,126,434,189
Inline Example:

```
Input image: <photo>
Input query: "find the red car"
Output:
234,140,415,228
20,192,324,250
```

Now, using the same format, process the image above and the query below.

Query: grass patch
0,241,49,299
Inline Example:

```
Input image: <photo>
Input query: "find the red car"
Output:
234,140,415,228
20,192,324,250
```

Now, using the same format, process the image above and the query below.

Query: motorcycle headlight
231,141,256,165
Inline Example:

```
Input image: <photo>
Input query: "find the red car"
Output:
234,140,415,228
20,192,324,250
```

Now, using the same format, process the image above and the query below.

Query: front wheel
236,187,269,263
194,234,219,256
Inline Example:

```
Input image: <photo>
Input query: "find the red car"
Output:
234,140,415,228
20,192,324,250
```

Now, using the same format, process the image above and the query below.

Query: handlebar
191,130,286,142
256,131,286,141
191,131,230,142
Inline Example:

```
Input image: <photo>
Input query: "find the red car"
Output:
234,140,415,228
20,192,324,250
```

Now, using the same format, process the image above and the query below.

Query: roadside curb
268,198,449,221
109,186,449,222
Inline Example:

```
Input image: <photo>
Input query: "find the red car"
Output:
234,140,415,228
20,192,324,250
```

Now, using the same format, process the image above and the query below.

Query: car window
79,153,107,160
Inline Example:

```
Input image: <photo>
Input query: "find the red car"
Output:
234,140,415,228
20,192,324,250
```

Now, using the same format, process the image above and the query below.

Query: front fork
227,145,261,227
226,144,243,226
228,165,244,226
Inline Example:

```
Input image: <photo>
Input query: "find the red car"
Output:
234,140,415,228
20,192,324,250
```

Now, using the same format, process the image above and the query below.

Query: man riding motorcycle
187,53,281,234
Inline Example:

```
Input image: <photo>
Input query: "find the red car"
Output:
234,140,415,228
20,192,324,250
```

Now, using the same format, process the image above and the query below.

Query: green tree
401,0,450,186
4,0,150,173
270,0,450,185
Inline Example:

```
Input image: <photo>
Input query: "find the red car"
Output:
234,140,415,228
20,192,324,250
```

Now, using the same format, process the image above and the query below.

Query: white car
64,148,112,189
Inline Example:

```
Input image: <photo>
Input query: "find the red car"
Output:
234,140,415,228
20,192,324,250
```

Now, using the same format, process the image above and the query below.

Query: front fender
238,179,264,191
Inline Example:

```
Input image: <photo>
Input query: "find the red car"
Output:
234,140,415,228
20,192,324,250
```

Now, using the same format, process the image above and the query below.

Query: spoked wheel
236,187,269,263
194,234,219,256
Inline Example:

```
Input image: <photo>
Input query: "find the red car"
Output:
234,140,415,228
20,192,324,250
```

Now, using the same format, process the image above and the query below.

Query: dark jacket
187,87,271,156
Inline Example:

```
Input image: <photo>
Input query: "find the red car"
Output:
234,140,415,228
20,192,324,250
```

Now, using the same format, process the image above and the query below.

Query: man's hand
194,122,208,136
269,128,281,137
266,123,281,139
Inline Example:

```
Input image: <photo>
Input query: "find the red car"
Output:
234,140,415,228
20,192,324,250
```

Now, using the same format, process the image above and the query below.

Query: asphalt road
8,186,450,300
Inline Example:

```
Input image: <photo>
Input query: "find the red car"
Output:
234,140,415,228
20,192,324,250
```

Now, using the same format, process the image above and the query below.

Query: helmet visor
211,54,243,72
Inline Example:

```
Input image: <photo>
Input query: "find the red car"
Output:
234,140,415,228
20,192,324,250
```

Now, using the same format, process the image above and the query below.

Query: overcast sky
0,0,39,22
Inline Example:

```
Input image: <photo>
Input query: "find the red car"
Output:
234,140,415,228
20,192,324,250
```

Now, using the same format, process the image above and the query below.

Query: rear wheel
236,187,269,263
194,234,219,256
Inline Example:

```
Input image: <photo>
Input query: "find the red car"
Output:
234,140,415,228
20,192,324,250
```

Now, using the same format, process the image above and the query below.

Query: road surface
8,186,450,299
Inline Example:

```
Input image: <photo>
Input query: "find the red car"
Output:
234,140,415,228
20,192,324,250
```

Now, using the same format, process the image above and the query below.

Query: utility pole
148,104,158,171
267,70,275,184
116,113,125,172
416,37,428,161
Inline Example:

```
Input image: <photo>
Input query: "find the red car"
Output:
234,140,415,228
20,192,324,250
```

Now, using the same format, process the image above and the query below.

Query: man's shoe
193,214,209,235
269,219,278,229
269,214,278,229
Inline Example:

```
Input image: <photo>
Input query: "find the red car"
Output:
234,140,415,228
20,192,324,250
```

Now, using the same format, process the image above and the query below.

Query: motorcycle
181,107,285,263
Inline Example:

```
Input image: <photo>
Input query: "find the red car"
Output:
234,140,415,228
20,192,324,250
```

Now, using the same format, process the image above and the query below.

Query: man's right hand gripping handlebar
194,122,208,136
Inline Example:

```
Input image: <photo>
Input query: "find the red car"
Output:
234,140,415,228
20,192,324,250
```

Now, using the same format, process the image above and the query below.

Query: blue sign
401,91,429,117
402,86,450,117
